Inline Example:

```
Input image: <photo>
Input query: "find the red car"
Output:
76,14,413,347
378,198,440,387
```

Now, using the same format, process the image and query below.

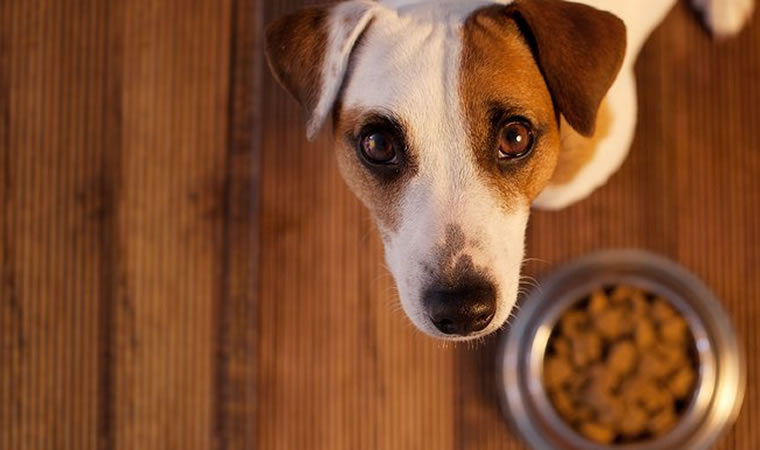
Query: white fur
341,0,526,339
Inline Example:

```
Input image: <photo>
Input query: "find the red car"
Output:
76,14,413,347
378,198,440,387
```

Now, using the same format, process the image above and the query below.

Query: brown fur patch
550,100,612,185
333,107,418,234
265,7,329,121
460,8,562,207
505,0,626,136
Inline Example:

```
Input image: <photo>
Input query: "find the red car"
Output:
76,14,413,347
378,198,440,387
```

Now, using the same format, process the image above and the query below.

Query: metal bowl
498,249,745,450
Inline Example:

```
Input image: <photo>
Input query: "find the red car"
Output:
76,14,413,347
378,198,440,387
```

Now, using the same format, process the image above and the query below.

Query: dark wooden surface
1,1,758,449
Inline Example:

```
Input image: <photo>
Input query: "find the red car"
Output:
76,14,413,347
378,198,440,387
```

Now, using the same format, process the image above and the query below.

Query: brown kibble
632,292,650,317
620,377,642,399
596,397,625,427
582,382,611,412
580,422,616,445
581,381,625,427
620,377,671,413
639,351,671,380
607,340,637,375
635,318,656,350
544,356,574,390
595,307,631,340
561,310,587,336
586,333,603,362
551,390,577,422
571,332,603,367
567,373,587,396
652,298,677,322
588,363,620,392
638,353,657,379
631,294,652,321
656,343,687,374
669,366,697,400
544,286,699,445
641,384,673,413
648,405,677,436
619,404,648,437
620,377,646,405
588,289,609,316
660,315,688,343
576,405,594,423
611,285,635,303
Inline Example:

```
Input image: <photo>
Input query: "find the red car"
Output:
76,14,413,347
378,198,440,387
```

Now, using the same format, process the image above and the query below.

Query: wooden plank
0,1,239,448
0,0,11,443
0,1,109,448
664,4,760,448
110,1,232,449
215,0,262,448
97,1,125,449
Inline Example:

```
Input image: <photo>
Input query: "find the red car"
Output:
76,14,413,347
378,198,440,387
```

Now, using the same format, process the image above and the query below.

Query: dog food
543,285,698,445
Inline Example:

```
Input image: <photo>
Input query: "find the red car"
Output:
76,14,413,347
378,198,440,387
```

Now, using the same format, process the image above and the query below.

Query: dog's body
266,0,753,341
536,0,754,209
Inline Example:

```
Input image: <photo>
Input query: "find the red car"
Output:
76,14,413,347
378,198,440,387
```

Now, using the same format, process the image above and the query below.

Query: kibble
619,405,648,438
607,341,637,375
669,366,697,400
544,356,574,390
635,318,656,350
580,422,616,445
543,284,698,444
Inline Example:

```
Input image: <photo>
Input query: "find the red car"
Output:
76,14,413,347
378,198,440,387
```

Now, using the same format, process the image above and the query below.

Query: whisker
521,256,548,266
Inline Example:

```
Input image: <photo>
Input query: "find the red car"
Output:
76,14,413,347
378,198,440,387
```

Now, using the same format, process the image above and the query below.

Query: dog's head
265,0,625,340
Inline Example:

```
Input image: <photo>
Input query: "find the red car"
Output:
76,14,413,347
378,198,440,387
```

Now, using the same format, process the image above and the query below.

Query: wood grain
1,1,108,448
1,1,759,449
215,0,261,448
1,1,236,449
110,1,231,449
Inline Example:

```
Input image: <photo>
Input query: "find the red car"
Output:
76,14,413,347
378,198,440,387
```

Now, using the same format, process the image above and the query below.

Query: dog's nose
423,277,497,336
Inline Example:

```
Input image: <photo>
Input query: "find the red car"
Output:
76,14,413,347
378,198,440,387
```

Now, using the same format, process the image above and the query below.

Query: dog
264,0,753,341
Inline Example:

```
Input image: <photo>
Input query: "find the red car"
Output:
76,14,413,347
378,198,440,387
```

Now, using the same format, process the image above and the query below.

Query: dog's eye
360,131,398,165
498,121,534,160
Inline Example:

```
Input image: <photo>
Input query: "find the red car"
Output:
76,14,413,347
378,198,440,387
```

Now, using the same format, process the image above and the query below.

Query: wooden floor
1,1,758,449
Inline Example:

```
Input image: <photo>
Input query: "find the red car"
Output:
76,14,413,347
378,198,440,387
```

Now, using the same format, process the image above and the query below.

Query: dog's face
266,0,625,340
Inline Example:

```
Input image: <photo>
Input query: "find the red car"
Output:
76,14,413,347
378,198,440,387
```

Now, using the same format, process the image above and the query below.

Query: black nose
423,277,497,336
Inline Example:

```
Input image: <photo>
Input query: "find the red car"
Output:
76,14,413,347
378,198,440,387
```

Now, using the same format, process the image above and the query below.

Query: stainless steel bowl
498,249,745,450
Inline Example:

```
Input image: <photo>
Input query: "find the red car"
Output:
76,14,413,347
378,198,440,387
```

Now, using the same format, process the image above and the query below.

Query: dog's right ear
265,2,375,140
503,0,627,137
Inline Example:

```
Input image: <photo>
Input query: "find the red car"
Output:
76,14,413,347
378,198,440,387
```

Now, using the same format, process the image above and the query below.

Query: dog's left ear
504,0,627,136
265,1,375,140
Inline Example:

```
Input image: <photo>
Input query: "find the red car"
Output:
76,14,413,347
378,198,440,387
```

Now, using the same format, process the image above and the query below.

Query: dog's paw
692,0,755,37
